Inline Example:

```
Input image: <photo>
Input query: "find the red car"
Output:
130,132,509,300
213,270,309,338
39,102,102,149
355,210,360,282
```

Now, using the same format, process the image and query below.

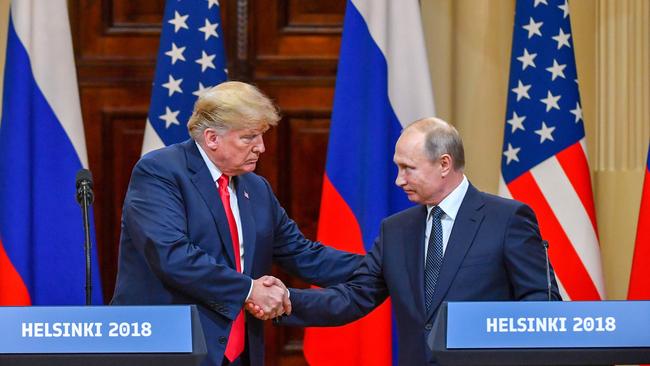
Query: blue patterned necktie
424,206,445,311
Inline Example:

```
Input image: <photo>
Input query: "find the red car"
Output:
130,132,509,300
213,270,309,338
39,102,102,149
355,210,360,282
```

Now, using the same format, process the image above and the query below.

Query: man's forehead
234,125,269,134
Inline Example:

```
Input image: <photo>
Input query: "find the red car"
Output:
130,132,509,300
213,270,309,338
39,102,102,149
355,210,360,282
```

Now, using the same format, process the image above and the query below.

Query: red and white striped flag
498,0,605,300
628,143,650,300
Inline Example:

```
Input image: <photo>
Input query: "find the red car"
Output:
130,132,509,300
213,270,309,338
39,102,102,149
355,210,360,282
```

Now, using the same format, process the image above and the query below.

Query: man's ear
440,154,453,177
203,129,219,150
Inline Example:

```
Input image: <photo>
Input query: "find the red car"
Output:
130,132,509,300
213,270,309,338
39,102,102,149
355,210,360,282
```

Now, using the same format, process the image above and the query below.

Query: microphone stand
80,186,92,306
542,240,551,301
76,169,94,306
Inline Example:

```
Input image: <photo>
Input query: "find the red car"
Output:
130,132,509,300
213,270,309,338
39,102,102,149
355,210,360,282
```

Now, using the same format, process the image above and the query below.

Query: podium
0,305,206,366
430,301,650,366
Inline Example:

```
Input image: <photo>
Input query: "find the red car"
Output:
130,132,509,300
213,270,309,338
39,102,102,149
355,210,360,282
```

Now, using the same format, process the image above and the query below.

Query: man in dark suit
267,118,561,365
110,81,362,366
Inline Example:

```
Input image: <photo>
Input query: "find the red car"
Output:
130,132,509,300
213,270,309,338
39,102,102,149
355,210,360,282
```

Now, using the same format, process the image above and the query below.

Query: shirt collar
195,141,226,184
427,175,469,220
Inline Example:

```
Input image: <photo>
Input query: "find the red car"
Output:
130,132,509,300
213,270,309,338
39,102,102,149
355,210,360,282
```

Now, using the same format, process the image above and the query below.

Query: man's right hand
246,275,291,320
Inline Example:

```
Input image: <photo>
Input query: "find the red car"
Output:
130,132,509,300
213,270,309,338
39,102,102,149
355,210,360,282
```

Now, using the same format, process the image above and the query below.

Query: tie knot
217,174,230,188
431,206,444,221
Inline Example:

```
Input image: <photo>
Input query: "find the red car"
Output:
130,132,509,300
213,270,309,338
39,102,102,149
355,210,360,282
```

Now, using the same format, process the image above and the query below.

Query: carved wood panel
71,1,345,365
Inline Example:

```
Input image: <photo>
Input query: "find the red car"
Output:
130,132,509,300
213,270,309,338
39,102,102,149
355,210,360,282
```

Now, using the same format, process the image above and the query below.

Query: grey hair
406,117,465,171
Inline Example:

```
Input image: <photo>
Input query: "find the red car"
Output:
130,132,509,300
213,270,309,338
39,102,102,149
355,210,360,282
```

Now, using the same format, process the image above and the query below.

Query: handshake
245,276,291,320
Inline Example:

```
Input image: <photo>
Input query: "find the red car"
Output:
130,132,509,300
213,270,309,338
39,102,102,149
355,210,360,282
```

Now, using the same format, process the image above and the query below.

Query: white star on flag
540,90,561,112
534,0,548,7
535,122,556,143
507,111,526,133
168,11,189,33
162,75,183,96
199,19,219,41
523,17,543,39
512,80,532,101
546,59,567,81
570,102,583,123
193,82,210,97
517,48,537,70
159,107,180,128
558,1,570,18
206,0,220,9
552,28,571,49
196,51,216,72
165,43,186,64
503,143,521,164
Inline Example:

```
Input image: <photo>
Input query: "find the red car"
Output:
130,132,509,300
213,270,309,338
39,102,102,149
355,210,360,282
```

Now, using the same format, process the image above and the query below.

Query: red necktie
217,175,245,361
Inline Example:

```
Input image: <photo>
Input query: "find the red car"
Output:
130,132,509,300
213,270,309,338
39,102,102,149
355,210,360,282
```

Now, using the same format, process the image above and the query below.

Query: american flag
499,0,605,301
142,0,227,154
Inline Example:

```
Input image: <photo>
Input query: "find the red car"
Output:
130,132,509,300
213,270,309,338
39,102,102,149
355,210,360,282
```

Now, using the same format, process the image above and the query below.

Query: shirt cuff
245,279,253,301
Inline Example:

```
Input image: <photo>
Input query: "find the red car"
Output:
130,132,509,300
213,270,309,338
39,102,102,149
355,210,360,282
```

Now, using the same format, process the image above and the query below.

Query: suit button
218,336,227,344
425,323,433,331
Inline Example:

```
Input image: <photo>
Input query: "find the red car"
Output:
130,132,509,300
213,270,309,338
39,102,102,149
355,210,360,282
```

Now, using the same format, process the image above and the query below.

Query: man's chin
404,192,423,204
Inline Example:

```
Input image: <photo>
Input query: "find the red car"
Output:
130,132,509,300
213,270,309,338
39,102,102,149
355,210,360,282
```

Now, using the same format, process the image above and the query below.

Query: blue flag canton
147,0,227,146
501,0,585,183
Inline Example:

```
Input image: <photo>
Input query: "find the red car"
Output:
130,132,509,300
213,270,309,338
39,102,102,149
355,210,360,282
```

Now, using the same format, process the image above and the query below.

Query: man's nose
395,171,405,187
252,135,265,154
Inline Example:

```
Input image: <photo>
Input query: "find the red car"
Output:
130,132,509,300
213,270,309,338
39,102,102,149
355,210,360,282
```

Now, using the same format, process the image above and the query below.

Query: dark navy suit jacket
285,184,561,365
111,139,361,366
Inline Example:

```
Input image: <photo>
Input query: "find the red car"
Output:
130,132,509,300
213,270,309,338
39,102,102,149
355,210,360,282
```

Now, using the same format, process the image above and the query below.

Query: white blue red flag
628,143,650,300
0,0,103,305
499,0,605,300
141,0,227,154
305,0,435,364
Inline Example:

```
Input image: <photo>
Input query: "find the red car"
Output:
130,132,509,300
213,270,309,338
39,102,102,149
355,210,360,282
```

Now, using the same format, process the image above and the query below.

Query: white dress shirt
424,175,469,262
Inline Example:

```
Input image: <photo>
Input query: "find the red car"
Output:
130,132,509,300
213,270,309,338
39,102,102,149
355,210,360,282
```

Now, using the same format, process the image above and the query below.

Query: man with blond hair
111,81,361,366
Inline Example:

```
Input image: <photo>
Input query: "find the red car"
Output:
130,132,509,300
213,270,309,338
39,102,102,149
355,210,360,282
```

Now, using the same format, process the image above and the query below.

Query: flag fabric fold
499,0,605,301
305,0,435,364
141,0,227,155
628,144,650,300
0,0,102,305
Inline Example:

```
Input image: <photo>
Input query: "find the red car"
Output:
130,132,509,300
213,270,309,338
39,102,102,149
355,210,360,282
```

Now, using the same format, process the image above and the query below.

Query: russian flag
628,143,650,300
0,1,102,305
303,0,435,364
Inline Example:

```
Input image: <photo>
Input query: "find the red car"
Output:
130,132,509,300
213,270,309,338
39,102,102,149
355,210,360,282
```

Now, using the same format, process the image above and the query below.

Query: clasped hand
245,275,291,320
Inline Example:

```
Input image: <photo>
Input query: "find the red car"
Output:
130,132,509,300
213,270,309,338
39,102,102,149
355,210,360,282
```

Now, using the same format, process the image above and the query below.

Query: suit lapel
184,140,238,269
426,184,485,321
404,205,429,317
234,176,256,276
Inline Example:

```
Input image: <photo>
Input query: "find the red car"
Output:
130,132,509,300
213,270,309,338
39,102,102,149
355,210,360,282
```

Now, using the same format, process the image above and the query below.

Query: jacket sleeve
280,232,389,327
262,178,363,287
504,203,562,301
122,157,251,320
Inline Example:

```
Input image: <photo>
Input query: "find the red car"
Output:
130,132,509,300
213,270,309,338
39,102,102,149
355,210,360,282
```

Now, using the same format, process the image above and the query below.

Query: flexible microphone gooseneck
75,169,94,305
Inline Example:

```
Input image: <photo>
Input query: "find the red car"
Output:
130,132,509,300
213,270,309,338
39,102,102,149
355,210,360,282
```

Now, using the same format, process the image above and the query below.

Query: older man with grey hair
111,81,362,366
270,117,562,366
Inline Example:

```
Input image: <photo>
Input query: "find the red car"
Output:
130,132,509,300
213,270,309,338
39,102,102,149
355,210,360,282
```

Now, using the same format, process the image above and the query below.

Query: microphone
75,169,94,205
75,169,94,305
542,240,552,301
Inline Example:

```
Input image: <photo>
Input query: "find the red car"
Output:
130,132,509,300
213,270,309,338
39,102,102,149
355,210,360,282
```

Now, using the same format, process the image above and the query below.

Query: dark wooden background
70,1,345,365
